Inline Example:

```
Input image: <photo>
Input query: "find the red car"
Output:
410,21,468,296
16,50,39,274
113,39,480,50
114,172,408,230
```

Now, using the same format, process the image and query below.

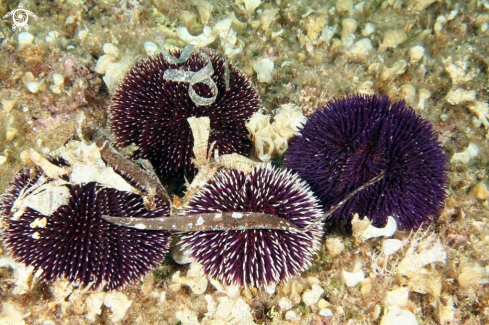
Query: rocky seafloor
1,0,489,324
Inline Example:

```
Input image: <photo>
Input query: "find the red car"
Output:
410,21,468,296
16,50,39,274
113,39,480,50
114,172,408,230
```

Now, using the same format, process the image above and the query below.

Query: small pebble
45,31,59,43
6,127,18,141
278,297,292,311
18,32,34,46
285,310,297,320
319,308,333,317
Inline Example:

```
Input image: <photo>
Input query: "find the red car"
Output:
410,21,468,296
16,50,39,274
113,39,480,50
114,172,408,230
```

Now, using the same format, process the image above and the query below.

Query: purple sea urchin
109,49,260,178
180,164,323,288
1,168,171,290
285,94,448,231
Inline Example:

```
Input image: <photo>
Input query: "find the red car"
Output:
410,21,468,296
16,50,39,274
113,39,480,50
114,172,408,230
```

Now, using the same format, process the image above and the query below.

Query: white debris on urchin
180,164,324,288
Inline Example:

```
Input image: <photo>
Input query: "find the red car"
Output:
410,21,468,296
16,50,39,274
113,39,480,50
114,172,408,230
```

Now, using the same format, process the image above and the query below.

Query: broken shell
319,308,333,317
103,43,119,57
177,25,215,48
45,31,59,43
399,84,416,104
253,58,274,83
302,284,324,306
379,30,407,52
342,262,365,287
103,56,133,94
457,263,488,289
352,214,397,241
361,278,372,296
380,60,407,81
278,297,293,312
341,18,358,43
409,46,425,63
380,309,418,325
384,286,409,308
51,73,65,94
417,88,431,110
362,23,375,36
273,103,306,139
451,142,479,165
18,32,34,47
144,42,158,56
342,268,365,287
348,38,374,62
445,88,476,105
285,310,297,320
382,239,403,256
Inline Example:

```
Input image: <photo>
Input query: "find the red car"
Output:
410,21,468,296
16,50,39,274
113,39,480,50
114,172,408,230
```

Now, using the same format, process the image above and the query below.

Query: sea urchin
109,49,260,178
1,168,171,290
180,164,323,288
285,94,447,231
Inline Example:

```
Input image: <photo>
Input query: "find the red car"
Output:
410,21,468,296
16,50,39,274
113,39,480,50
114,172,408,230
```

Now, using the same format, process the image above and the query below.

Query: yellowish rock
379,30,407,52
6,127,18,141
471,181,489,200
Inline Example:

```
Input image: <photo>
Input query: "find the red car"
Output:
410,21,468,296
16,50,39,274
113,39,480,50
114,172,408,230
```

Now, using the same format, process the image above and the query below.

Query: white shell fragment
382,239,403,256
170,263,208,294
445,88,476,105
103,292,132,323
177,25,216,48
253,58,274,83
352,214,397,241
319,308,333,317
236,0,262,13
380,309,418,325
102,56,133,94
187,116,211,167
285,310,297,321
450,142,479,165
409,46,425,63
51,73,64,94
22,72,46,93
45,30,59,43
278,297,293,311
302,284,324,306
143,41,158,56
0,257,35,295
10,176,70,220
397,231,447,276
348,38,374,62
379,30,407,52
18,32,34,47
342,268,365,287
342,261,365,287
